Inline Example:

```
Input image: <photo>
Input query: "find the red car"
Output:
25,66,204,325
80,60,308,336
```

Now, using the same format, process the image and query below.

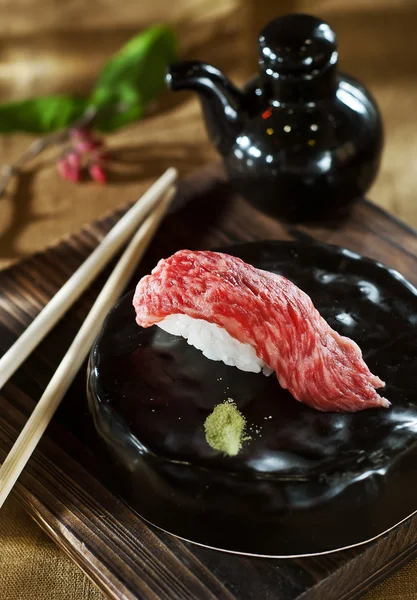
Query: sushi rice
157,314,273,376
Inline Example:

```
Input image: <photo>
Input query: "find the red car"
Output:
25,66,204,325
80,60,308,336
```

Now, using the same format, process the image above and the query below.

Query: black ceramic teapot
166,14,383,222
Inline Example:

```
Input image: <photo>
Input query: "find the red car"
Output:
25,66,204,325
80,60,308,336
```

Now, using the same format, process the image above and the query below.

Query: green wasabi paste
204,399,249,456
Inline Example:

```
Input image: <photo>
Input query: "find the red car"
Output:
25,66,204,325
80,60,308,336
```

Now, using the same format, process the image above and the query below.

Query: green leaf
0,24,177,134
0,96,87,134
89,24,177,132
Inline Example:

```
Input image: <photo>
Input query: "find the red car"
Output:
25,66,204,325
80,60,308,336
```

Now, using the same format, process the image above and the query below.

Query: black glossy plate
87,240,417,557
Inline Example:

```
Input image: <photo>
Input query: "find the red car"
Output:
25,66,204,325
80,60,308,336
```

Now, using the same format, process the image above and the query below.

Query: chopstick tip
165,166,179,181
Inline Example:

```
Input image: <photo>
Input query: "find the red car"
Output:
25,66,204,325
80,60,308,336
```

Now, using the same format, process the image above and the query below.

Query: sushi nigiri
133,250,388,412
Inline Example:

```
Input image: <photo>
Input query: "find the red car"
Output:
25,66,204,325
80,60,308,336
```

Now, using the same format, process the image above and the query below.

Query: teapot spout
166,61,244,155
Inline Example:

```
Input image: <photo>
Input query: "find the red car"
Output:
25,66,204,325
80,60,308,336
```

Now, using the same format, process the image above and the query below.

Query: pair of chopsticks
0,167,178,508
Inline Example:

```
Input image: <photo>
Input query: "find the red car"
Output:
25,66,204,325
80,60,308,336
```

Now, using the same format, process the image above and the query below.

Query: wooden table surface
0,1,416,599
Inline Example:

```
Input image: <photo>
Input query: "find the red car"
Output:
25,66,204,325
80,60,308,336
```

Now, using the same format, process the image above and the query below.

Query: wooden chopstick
0,167,177,391
0,186,176,508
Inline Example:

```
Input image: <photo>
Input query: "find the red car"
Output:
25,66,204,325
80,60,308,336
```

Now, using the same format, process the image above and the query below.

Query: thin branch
0,106,98,198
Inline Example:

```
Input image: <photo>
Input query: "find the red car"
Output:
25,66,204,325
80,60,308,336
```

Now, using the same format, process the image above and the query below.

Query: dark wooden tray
1,163,417,600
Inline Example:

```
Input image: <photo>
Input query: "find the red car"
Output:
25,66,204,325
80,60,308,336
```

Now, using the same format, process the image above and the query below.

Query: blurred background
0,0,416,270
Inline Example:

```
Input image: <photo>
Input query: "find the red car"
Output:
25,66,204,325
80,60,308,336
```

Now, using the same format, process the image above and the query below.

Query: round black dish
87,241,417,556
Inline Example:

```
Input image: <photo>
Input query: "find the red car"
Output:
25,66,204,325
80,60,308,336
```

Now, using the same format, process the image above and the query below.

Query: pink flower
74,138,104,154
57,157,71,181
66,152,81,181
88,163,107,184
56,126,108,185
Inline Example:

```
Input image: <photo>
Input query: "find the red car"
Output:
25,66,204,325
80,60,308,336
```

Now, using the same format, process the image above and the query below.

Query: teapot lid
258,14,338,102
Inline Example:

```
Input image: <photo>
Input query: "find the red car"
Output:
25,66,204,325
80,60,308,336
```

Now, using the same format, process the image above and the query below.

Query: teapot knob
258,14,338,101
